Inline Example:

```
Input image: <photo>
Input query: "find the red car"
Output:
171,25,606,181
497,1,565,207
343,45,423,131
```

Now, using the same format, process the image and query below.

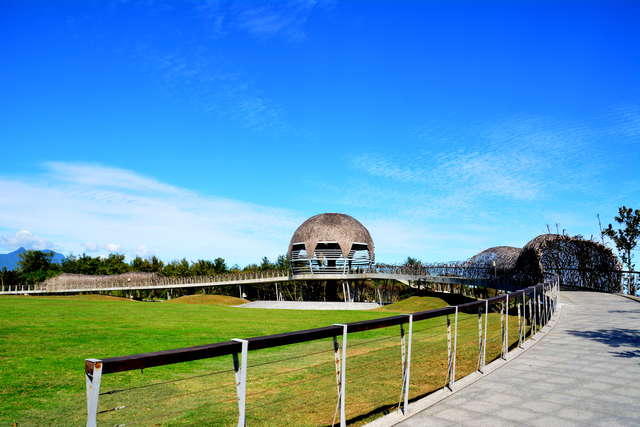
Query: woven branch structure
468,234,621,293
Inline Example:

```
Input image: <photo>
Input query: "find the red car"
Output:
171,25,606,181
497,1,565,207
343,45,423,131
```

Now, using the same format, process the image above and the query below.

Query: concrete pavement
396,292,640,426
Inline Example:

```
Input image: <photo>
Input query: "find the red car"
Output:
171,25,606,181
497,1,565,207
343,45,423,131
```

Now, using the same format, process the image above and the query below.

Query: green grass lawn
0,294,530,426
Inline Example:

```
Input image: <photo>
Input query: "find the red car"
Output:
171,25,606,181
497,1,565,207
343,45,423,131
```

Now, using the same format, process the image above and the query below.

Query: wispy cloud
199,0,332,41
45,162,182,195
116,1,333,131
134,45,286,131
353,114,611,208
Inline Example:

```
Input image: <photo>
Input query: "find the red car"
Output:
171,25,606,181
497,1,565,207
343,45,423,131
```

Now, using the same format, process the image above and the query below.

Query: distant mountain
0,247,66,271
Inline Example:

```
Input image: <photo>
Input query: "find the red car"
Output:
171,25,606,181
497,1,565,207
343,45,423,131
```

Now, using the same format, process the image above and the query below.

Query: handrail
86,283,544,375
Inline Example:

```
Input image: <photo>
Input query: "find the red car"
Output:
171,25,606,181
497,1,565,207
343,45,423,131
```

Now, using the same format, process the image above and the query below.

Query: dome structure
468,246,522,273
288,213,375,274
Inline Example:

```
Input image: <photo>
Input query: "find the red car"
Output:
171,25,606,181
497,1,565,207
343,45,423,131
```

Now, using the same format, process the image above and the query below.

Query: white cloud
82,242,99,252
0,230,54,251
135,245,153,258
0,162,303,264
104,243,121,253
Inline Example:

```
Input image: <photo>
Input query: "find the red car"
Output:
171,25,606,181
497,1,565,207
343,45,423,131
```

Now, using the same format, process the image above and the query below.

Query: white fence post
502,294,509,359
483,299,488,368
537,294,542,329
332,324,348,427
232,339,249,427
85,359,103,427
533,287,537,334
447,306,459,390
400,315,413,414
517,303,523,348
477,304,485,372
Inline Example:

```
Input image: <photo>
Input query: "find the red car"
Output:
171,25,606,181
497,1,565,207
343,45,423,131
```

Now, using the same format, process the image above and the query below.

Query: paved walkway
397,292,640,426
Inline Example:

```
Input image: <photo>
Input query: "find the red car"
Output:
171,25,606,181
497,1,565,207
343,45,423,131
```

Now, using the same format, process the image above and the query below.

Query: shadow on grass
566,328,640,358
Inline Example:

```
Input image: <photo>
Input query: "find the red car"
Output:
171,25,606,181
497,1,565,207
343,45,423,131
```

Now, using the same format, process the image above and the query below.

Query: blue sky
1,0,639,265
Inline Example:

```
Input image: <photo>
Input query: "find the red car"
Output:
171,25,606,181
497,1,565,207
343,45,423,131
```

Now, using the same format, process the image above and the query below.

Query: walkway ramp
396,292,640,426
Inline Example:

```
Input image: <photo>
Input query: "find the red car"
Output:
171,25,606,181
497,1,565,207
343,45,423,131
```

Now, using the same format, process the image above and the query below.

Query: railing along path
85,278,559,426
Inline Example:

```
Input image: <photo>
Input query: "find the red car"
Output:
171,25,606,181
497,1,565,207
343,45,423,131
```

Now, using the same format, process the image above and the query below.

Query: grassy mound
376,292,477,313
375,295,450,313
167,294,248,305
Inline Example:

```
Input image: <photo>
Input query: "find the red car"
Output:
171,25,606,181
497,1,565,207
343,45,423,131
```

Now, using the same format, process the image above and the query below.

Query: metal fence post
483,299,488,369
528,295,533,338
477,304,485,372
85,359,103,427
544,286,549,325
453,306,458,387
537,294,542,329
447,306,459,390
232,339,249,427
332,324,348,427
504,294,509,359
533,287,537,334
400,314,413,414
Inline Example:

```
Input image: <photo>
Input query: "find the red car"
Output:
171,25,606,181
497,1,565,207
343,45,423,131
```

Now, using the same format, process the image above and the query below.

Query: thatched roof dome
468,246,522,272
288,213,375,258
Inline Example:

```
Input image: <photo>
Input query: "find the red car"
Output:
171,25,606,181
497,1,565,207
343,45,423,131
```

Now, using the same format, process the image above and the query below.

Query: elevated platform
0,271,496,295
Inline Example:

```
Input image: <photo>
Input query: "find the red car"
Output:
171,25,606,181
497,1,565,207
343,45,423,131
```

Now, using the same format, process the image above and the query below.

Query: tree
18,250,59,284
130,256,164,273
191,259,215,276
275,255,289,270
100,254,129,275
0,267,21,290
260,257,273,271
18,250,54,272
213,257,227,274
403,257,420,267
602,206,640,295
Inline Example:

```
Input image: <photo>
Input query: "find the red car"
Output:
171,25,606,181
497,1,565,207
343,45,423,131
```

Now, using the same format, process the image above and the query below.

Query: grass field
0,293,530,426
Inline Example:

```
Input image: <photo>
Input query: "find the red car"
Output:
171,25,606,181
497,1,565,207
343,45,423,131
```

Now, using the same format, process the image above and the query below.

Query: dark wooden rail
86,284,544,375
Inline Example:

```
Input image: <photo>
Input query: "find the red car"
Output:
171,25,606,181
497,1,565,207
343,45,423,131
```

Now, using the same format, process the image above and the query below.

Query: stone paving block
493,406,538,422
435,407,482,422
519,398,563,413
462,415,518,427
556,407,597,422
590,415,640,427
528,415,580,426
